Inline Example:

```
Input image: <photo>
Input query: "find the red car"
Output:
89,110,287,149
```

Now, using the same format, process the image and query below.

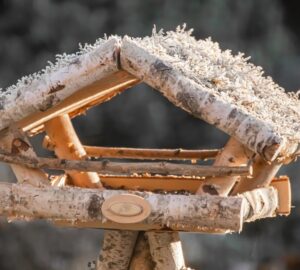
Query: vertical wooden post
44,114,138,270
146,232,186,269
97,230,138,270
129,233,154,270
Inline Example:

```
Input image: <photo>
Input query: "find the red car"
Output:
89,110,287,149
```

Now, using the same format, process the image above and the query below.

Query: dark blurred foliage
1,0,300,269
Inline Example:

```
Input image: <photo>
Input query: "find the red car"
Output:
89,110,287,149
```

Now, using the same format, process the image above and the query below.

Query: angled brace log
231,155,282,195
44,115,102,188
197,137,251,196
0,127,48,186
44,115,137,270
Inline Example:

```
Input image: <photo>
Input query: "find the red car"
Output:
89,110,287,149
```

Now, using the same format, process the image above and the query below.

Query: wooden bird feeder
0,27,298,269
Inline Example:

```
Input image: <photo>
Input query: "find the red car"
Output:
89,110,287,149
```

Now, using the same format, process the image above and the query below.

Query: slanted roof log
0,183,279,233
120,31,300,161
0,37,121,132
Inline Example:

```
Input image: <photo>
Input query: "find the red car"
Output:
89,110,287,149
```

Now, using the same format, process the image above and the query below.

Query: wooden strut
0,183,279,232
44,115,102,188
60,144,219,161
231,154,282,195
43,136,219,161
43,115,137,270
0,152,252,178
197,137,251,196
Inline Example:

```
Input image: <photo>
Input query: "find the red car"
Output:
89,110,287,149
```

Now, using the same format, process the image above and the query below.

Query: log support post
44,115,137,270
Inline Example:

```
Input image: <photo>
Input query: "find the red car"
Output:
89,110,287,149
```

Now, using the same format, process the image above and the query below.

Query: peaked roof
1,27,300,161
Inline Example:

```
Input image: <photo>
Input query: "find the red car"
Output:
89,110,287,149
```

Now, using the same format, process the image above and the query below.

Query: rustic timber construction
0,26,299,269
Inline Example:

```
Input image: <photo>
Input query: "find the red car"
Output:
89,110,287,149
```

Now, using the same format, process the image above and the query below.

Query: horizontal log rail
0,151,252,178
0,183,278,233
82,146,219,160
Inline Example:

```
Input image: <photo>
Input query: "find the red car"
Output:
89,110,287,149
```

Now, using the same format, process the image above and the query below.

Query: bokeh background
1,0,300,269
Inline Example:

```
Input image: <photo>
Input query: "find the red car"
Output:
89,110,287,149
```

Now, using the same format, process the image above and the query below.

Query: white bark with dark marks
146,232,185,270
0,183,279,233
120,37,299,161
97,230,138,270
0,38,119,132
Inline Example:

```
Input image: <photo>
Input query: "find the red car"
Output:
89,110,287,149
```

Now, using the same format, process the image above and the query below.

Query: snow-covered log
120,30,300,161
0,37,120,132
0,183,278,233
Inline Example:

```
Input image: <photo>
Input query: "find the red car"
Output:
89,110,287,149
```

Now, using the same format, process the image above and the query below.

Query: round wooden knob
102,194,151,224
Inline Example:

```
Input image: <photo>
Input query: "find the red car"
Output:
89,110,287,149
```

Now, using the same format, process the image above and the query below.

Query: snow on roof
0,36,120,131
120,26,300,160
1,26,299,160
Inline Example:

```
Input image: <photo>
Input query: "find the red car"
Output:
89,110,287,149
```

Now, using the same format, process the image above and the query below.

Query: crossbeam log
0,152,252,178
0,183,279,233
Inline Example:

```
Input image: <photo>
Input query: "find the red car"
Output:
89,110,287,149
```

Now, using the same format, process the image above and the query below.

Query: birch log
197,137,250,195
0,128,49,186
44,115,102,188
97,230,138,270
120,37,299,161
0,153,251,178
0,183,279,232
146,232,185,270
0,38,120,132
231,155,281,195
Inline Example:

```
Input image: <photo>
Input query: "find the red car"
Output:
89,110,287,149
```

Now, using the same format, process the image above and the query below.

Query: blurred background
1,0,300,269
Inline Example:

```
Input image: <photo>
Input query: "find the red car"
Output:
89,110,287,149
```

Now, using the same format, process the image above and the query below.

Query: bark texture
146,232,185,270
197,137,250,195
0,152,251,178
0,37,119,132
120,35,300,161
129,233,155,270
232,155,281,194
97,230,138,270
0,183,279,232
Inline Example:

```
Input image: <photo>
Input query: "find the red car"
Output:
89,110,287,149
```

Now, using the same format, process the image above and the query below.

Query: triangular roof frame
1,28,300,162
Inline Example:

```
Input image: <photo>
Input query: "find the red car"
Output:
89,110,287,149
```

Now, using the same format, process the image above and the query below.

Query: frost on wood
0,37,120,131
0,183,279,233
120,26,300,161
